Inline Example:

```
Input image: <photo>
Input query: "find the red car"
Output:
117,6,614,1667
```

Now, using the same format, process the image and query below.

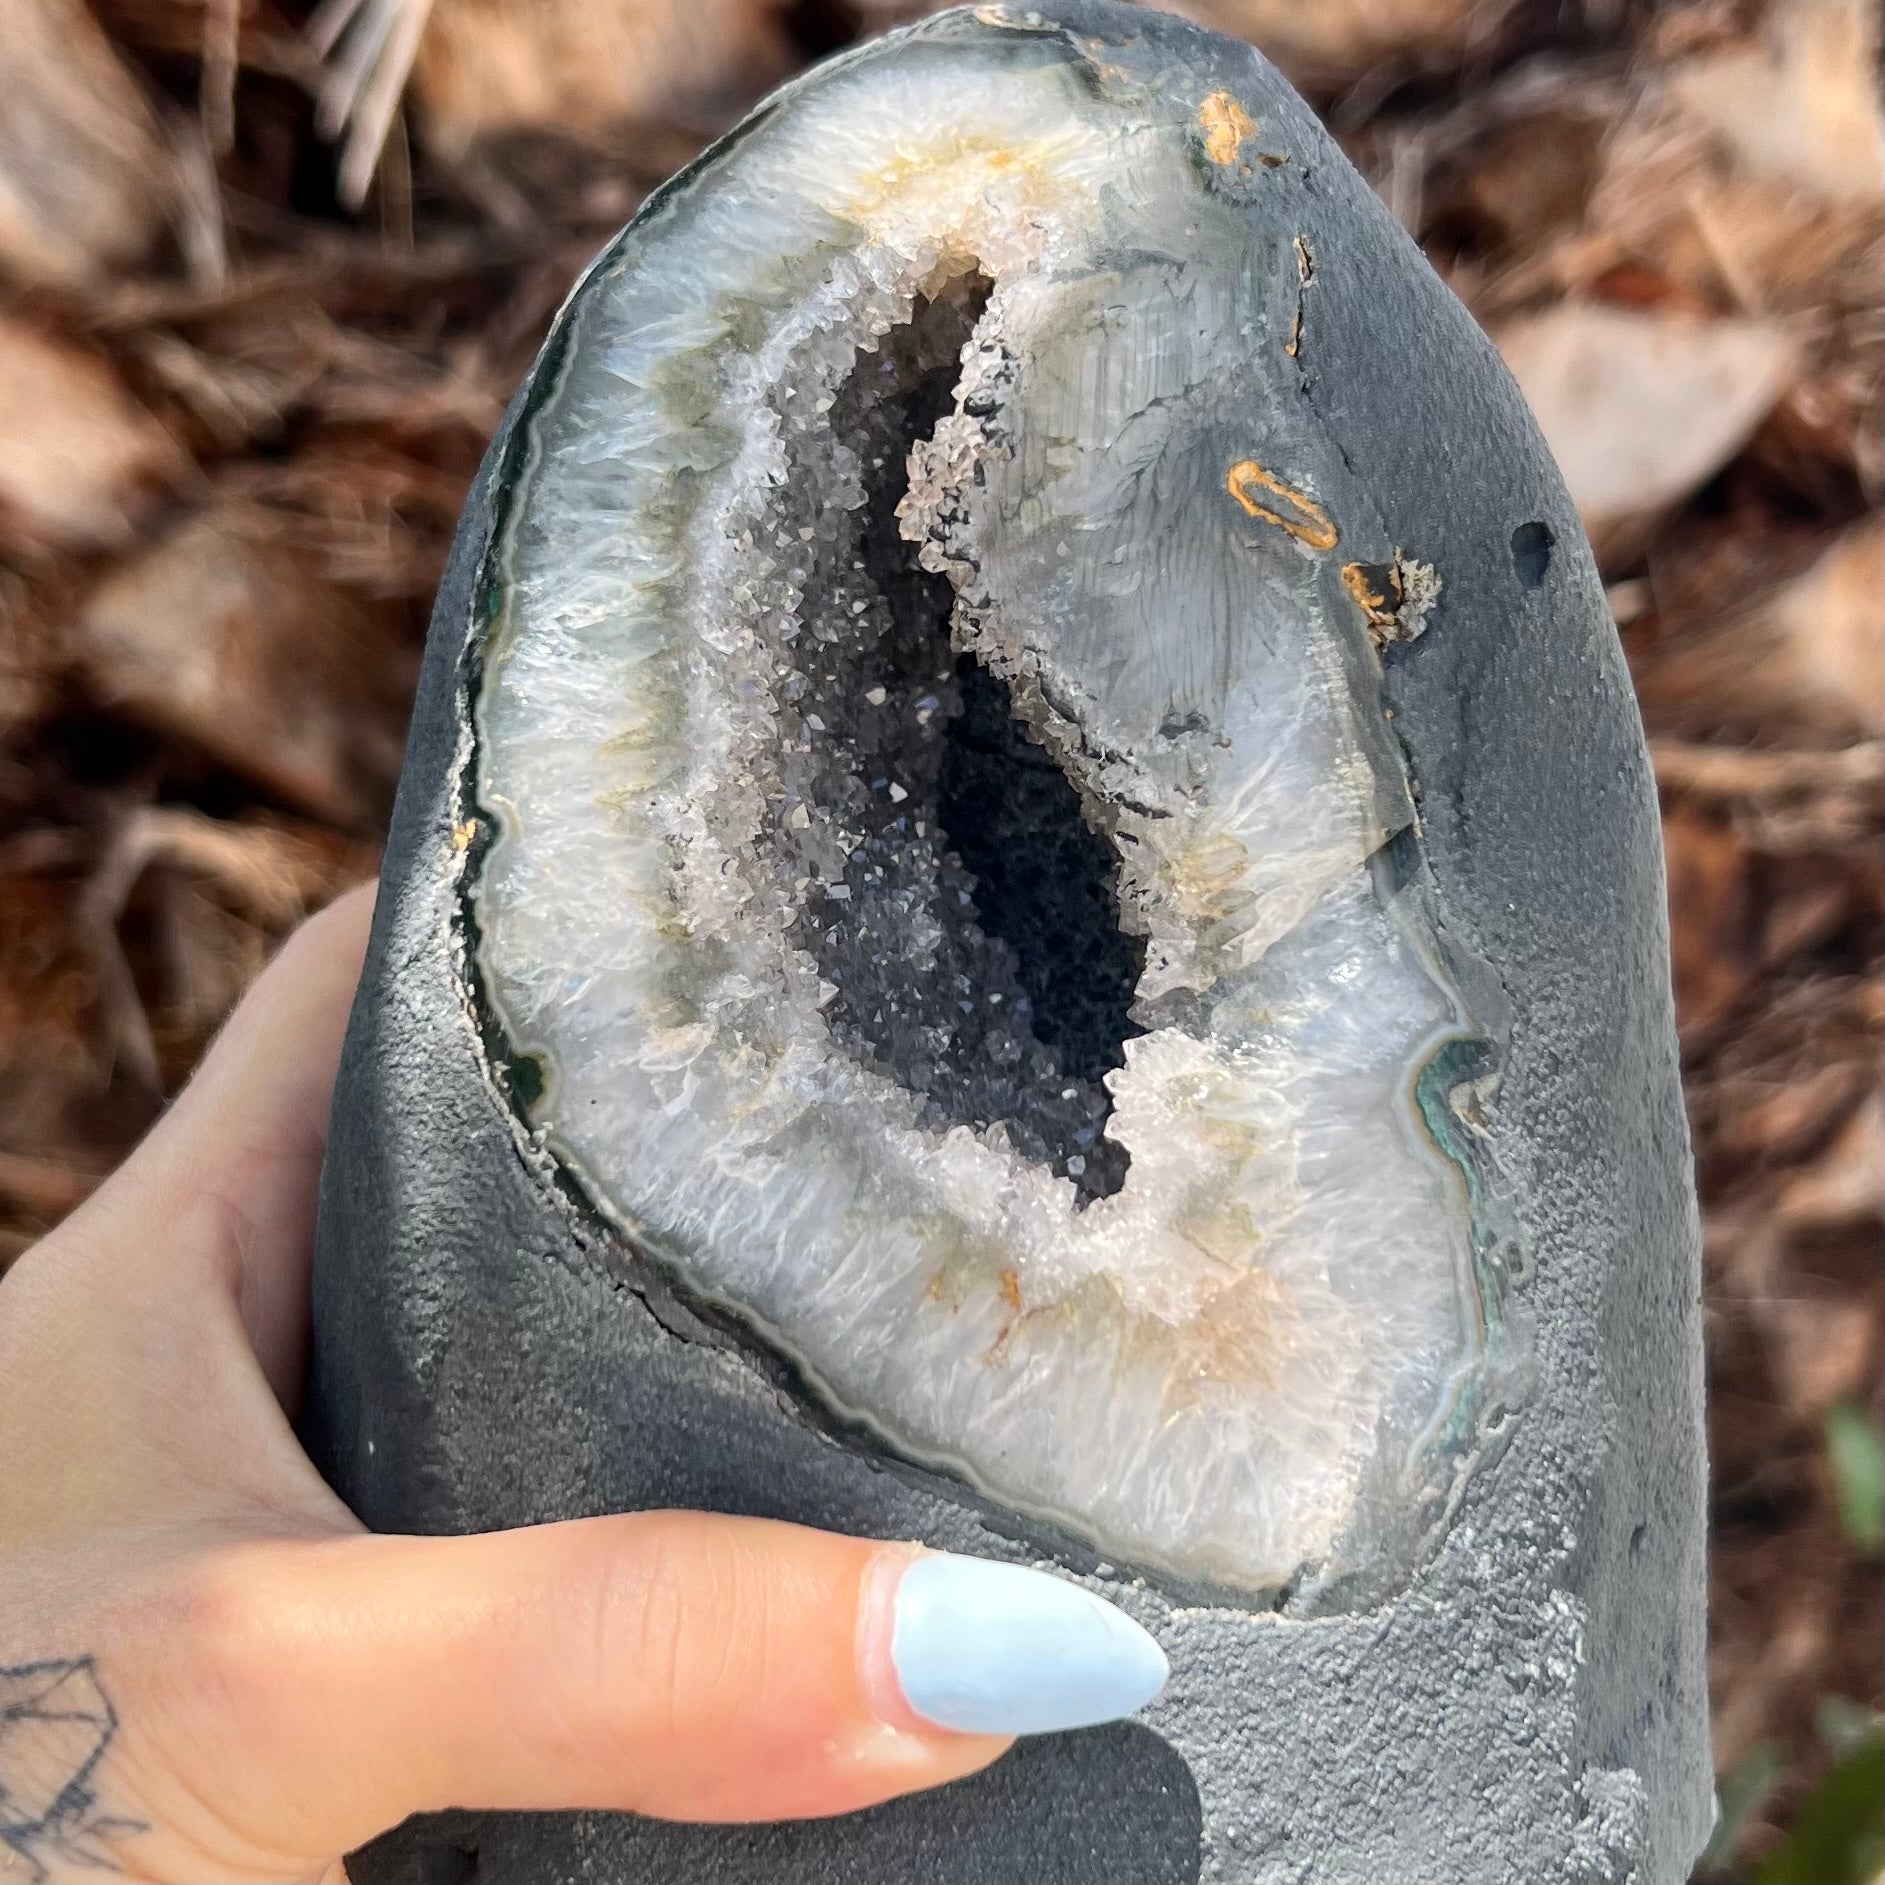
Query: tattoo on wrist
0,1658,146,1881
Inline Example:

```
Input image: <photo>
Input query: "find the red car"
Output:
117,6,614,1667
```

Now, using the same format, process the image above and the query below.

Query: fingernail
888,1554,1169,1736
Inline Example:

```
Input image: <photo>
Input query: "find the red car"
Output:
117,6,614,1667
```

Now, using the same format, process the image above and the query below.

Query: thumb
114,1512,1166,1880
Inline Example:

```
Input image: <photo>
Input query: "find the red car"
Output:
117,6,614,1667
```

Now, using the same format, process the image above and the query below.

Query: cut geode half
312,7,1715,1878
468,22,1497,1596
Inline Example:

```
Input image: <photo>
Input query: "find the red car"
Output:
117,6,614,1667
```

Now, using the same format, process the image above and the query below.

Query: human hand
0,885,1167,1884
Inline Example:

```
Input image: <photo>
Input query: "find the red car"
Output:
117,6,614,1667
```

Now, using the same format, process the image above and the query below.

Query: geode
307,5,1713,1881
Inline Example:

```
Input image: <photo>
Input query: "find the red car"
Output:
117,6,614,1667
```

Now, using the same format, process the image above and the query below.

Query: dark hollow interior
775,279,1142,1202
939,658,1145,1090
1511,519,1554,588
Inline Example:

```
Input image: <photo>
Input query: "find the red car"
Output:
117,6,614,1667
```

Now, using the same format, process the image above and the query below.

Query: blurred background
0,0,1878,1873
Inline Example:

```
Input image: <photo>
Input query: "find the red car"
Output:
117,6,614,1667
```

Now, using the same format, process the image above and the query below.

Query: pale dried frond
306,0,436,209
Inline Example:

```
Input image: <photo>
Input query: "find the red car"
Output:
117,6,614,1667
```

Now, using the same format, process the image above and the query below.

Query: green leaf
1818,1695,1883,1757
1756,1730,1885,1885
1699,1741,1786,1876
1824,1403,1885,1554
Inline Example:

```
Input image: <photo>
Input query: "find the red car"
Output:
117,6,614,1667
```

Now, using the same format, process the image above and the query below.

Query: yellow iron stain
450,818,479,854
980,1269,1034,1366
1198,91,1257,166
831,129,1071,242
1226,459,1339,551
923,1229,1031,1325
1168,828,1253,934
1171,1270,1287,1395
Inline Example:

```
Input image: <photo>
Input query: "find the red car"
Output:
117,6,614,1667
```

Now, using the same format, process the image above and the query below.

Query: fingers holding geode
97,1519,1164,1879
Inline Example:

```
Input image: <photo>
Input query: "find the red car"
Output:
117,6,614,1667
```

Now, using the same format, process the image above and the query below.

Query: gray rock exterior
305,6,1713,1879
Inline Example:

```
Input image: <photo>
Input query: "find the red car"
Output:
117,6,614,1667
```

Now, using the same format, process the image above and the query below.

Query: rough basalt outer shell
308,6,1713,1882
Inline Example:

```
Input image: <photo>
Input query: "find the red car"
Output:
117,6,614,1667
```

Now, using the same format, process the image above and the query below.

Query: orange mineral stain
1199,91,1257,166
1226,459,1340,550
1341,560,1403,629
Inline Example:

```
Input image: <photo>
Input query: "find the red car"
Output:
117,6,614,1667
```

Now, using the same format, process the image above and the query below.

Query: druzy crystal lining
471,43,1485,1592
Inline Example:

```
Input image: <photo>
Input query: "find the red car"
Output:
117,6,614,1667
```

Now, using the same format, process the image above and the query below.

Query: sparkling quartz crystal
470,26,1494,1594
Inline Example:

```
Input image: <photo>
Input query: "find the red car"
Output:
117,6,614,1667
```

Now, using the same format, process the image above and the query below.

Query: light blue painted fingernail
890,1554,1169,1736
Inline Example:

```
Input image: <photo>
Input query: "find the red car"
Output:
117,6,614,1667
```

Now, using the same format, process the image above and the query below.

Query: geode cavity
473,29,1481,1597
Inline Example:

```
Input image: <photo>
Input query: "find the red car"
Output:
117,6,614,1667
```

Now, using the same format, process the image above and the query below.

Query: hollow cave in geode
470,45,1490,1595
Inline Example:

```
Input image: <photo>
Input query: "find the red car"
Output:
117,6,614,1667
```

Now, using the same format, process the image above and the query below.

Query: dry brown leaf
0,809,376,1248
1571,0,1885,358
1634,519,1885,742
1690,974,1885,1178
0,573,62,741
1652,740,1885,800
0,318,183,550
1721,1058,1878,1167
0,0,172,285
1662,802,1760,1038
1498,302,1797,550
75,805,378,1089
1779,1088,1885,1227
1448,105,1613,253
1132,0,1522,89
310,0,791,203
414,0,792,151
215,432,481,598
1591,130,1881,328
0,870,134,1236
1760,516,1885,738
76,506,414,827
1667,0,1884,208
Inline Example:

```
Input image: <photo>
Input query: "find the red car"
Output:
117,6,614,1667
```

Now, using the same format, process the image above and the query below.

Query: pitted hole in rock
1511,519,1554,589
780,277,1143,1204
